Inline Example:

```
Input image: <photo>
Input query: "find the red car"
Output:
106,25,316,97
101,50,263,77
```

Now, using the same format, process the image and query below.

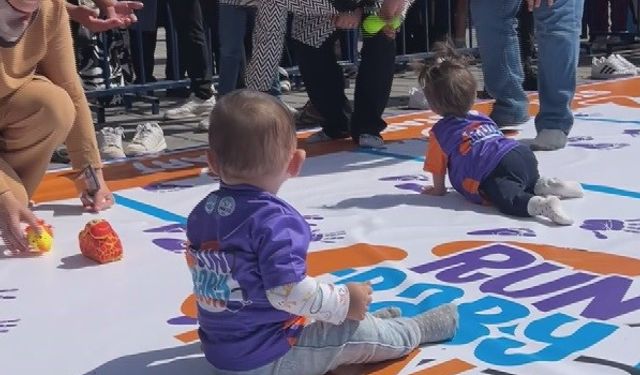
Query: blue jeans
218,5,281,97
470,0,585,134
211,314,420,375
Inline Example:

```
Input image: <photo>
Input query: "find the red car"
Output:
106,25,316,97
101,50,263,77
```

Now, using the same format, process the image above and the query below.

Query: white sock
527,196,574,225
531,129,568,151
372,307,402,319
534,177,584,198
411,304,458,344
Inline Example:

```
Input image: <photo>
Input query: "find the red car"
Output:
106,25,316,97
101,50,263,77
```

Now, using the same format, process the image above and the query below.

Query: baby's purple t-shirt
186,183,310,371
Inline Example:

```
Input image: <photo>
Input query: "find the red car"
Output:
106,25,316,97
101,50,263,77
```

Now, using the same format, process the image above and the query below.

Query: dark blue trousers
479,144,541,217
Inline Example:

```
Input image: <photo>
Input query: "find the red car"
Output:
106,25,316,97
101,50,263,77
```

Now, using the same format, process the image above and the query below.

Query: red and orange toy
79,219,123,264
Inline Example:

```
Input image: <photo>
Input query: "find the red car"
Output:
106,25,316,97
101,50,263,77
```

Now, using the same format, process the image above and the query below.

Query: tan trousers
0,78,75,206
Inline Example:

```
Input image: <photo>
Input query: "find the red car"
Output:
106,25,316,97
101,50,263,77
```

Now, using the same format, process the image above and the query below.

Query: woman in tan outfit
0,0,133,252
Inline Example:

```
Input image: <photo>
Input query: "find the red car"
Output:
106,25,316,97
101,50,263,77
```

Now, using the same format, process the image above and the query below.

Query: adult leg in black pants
351,32,396,143
295,32,351,140
164,0,215,120
296,31,396,145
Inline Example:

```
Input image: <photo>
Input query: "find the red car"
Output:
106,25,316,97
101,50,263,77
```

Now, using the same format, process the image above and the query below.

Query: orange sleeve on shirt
424,131,448,175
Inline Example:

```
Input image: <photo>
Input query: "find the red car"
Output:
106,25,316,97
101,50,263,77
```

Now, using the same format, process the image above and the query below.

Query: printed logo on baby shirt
460,121,502,155
205,194,218,214
187,242,252,313
217,197,236,217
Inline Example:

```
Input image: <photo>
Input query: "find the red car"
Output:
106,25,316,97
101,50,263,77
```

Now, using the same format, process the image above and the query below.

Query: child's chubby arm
422,130,448,196
267,279,372,324
423,174,447,196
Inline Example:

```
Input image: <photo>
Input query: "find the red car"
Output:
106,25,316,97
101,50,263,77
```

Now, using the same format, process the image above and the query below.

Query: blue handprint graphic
623,129,640,138
580,219,640,239
379,174,430,193
0,319,19,333
567,136,629,150
467,228,537,237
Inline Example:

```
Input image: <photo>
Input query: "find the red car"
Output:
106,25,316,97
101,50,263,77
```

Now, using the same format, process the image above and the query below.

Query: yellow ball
26,227,53,252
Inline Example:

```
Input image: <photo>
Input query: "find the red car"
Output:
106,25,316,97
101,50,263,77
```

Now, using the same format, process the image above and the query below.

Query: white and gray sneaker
612,54,640,75
591,55,635,79
96,126,126,160
196,117,210,132
125,122,167,156
359,134,385,148
534,177,584,199
164,95,216,120
306,130,333,144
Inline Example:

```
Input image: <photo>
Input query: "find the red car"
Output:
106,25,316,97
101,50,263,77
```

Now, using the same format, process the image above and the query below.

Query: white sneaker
359,134,385,148
96,127,126,160
527,196,574,226
196,117,209,132
591,55,635,79
612,54,640,74
125,122,167,156
164,95,216,120
408,87,429,109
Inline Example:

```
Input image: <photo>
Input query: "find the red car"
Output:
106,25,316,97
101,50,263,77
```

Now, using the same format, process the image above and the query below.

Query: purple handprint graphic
143,182,194,193
467,228,537,237
568,136,629,150
167,316,198,326
0,319,19,333
580,219,640,239
379,174,429,193
0,288,17,300
379,175,429,182
144,224,187,254
305,214,347,244
153,238,187,254
143,224,186,234
623,129,640,137
311,230,347,243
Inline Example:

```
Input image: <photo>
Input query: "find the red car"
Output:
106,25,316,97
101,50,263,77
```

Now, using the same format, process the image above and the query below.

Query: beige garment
0,0,102,200
0,77,75,204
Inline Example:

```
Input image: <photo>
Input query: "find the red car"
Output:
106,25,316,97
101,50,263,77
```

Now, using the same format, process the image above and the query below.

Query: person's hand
101,1,143,27
78,169,114,212
346,282,373,320
526,0,554,11
335,9,362,29
380,0,405,21
421,185,447,196
0,191,42,253
67,1,143,33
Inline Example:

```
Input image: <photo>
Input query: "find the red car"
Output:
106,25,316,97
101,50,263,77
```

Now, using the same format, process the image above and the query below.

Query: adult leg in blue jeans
218,5,282,97
470,0,529,128
218,5,252,96
531,0,584,150
471,0,584,150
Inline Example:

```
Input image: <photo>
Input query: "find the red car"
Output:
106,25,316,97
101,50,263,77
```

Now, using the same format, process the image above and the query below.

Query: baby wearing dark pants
418,45,584,225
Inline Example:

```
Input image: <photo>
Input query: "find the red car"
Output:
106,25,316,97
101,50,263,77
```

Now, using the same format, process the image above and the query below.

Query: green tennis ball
362,15,403,37
362,15,386,35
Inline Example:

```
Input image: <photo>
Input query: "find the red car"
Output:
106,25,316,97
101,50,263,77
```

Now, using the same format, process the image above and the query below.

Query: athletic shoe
164,95,216,120
591,55,635,80
96,126,126,160
408,87,429,109
612,54,640,74
296,101,326,129
125,122,167,156
359,134,385,148
306,130,333,143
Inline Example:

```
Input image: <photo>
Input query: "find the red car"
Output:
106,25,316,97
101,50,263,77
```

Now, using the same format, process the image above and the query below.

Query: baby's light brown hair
208,90,296,180
418,43,477,118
